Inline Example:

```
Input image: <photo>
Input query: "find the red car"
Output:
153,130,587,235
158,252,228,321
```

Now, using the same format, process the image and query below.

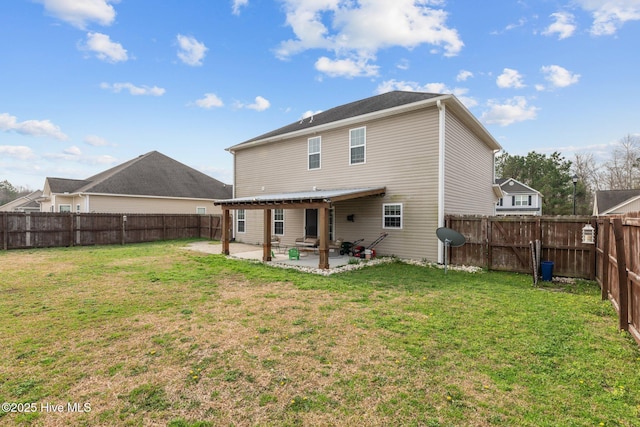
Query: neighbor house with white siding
39,151,232,214
495,178,543,216
215,91,502,268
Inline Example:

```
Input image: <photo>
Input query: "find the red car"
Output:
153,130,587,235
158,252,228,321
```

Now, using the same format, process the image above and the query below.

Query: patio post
318,206,329,269
221,208,230,255
263,208,272,261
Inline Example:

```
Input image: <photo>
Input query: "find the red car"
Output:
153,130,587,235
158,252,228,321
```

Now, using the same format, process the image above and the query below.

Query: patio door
305,209,318,237
305,208,334,239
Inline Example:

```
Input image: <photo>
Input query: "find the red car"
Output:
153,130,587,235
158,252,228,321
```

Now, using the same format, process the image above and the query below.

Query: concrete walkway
184,241,353,269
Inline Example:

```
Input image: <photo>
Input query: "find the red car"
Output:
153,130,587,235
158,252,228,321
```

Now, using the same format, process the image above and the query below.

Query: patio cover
214,187,386,268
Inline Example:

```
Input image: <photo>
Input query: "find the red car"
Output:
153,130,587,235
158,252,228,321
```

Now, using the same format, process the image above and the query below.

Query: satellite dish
436,227,466,247
436,227,466,274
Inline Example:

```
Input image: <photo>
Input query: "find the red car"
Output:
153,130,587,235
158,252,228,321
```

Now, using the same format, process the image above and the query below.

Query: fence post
121,215,127,245
69,214,75,247
3,212,7,250
613,217,629,331
600,218,610,301
589,217,597,281
481,216,488,269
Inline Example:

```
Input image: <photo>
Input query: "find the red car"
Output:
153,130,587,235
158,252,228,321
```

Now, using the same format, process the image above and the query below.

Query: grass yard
0,240,639,427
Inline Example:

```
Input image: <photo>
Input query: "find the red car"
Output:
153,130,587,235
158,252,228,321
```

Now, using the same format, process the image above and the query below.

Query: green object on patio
288,248,300,260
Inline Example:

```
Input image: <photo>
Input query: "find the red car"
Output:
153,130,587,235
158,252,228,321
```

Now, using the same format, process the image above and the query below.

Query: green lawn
0,240,638,426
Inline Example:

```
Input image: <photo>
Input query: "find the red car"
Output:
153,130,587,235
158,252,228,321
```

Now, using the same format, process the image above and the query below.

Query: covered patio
214,187,386,269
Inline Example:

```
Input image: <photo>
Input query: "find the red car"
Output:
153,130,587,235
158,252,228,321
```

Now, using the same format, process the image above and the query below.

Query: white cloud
543,11,577,39
576,0,640,35
276,0,463,78
301,110,323,119
246,96,271,111
481,97,539,126
64,145,82,156
44,150,118,164
456,70,473,82
540,65,580,89
39,0,117,29
176,34,208,66
84,135,113,146
195,93,224,109
232,0,249,15
82,32,128,62
315,56,379,78
0,113,68,140
0,145,36,160
496,68,525,89
100,82,165,96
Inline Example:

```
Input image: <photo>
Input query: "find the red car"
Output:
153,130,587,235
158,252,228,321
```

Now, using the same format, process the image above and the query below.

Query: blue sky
1,0,639,190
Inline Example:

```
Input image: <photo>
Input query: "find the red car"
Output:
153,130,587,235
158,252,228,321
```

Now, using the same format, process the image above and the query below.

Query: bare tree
603,134,640,189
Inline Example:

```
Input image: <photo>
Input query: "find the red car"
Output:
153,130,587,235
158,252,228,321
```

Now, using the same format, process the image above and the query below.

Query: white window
383,203,402,229
273,209,284,235
237,209,246,233
76,204,81,212
350,127,366,165
308,136,321,170
196,207,206,214
59,204,71,213
514,195,530,206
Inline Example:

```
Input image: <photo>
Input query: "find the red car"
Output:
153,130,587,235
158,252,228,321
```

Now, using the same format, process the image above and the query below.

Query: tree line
0,180,35,206
496,134,640,215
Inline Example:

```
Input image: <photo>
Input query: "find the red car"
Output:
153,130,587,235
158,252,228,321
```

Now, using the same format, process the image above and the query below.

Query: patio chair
329,238,344,257
271,235,282,253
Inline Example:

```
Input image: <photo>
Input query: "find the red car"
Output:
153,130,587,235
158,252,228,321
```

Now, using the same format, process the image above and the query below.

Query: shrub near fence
1,212,226,250
445,215,597,279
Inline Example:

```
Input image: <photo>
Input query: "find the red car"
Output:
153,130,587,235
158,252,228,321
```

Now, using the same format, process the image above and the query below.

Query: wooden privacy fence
596,214,640,345
1,212,226,250
445,215,597,279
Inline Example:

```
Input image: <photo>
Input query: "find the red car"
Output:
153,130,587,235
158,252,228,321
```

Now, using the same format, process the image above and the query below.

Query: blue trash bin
541,261,554,281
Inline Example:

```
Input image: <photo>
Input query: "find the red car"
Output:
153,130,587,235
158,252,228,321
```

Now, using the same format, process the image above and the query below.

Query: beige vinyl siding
444,110,497,216
87,195,221,214
234,107,442,260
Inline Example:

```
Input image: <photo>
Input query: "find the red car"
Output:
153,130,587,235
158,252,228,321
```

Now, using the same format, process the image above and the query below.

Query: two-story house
495,178,543,216
215,91,502,268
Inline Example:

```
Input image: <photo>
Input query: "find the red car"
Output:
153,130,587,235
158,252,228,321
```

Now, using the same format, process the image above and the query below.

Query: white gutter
437,99,445,264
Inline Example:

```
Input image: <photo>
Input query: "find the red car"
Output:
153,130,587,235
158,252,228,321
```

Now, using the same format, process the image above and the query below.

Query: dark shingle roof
595,189,640,214
496,178,540,194
236,91,442,146
47,151,232,199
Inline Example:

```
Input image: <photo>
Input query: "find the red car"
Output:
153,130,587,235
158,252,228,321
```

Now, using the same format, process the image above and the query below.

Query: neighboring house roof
594,189,640,215
229,91,501,152
44,151,232,199
0,190,43,212
496,178,542,196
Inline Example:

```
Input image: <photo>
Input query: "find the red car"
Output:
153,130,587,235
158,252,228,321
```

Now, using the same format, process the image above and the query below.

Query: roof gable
236,91,441,147
595,189,640,214
496,178,541,195
45,151,232,200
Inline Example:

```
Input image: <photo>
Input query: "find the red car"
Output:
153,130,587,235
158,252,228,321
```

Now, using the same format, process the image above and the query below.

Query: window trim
513,195,530,206
59,204,71,213
273,208,284,236
308,136,321,170
237,209,246,233
383,203,403,229
349,126,366,165
196,207,206,214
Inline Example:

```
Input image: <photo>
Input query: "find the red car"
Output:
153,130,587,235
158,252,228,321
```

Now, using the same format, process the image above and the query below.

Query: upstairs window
196,207,206,214
350,127,366,165
308,136,321,170
513,195,530,206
